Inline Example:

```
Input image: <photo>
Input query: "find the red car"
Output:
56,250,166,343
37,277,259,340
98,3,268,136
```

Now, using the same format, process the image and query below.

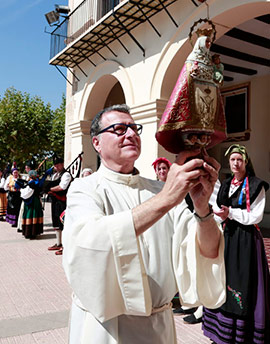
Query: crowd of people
0,157,92,256
1,23,269,343
60,104,269,344
1,105,269,344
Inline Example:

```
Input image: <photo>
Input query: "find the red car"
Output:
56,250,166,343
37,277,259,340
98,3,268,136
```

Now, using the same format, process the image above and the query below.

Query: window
221,83,250,141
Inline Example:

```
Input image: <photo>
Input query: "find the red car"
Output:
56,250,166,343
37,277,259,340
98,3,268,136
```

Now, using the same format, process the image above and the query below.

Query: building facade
48,0,270,226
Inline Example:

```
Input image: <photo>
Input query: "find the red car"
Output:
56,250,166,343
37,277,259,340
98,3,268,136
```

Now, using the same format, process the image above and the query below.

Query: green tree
49,93,66,158
0,87,65,170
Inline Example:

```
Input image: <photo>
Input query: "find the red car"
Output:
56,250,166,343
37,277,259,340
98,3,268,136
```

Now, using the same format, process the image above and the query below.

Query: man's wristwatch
194,205,213,222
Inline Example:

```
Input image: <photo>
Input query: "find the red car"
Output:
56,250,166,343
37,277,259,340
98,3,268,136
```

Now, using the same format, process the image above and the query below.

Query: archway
79,74,126,171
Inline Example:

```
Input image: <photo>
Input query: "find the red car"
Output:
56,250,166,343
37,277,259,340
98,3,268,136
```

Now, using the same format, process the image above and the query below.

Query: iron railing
50,0,120,59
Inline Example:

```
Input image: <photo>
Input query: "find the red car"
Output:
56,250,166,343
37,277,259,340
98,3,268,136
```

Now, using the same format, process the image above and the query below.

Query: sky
0,0,69,110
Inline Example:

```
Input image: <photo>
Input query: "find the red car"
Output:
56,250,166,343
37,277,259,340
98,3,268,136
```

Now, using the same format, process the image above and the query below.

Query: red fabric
231,176,243,187
152,157,172,171
155,64,227,154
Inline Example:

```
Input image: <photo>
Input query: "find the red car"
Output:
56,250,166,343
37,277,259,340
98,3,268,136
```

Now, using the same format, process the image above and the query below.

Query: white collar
98,164,140,186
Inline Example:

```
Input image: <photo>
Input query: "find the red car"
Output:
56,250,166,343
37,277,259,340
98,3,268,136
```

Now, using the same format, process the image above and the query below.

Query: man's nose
125,127,137,137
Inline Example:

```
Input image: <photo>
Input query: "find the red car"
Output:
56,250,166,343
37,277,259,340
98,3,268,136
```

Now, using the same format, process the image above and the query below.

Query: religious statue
156,20,227,154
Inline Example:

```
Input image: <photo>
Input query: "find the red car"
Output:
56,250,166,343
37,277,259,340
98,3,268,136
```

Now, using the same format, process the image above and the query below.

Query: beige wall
209,74,270,226
249,75,270,226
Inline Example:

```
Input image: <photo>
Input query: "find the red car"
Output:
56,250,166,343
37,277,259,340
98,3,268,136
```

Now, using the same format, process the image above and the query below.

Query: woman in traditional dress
0,169,7,221
19,170,47,239
156,34,226,154
152,157,171,182
203,144,270,344
4,168,22,227
17,160,34,233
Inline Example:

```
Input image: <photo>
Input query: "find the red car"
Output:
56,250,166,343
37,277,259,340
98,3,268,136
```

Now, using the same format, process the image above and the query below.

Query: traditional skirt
51,196,66,231
6,191,22,226
22,196,43,238
203,226,270,344
0,191,7,217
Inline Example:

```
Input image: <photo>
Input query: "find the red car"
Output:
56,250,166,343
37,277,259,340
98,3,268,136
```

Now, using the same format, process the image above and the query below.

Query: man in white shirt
63,104,225,343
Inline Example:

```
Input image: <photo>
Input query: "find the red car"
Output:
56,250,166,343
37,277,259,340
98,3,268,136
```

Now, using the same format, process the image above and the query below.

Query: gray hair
81,168,93,177
90,104,130,138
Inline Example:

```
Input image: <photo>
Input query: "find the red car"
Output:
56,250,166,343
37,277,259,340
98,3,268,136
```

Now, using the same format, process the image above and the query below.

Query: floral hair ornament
152,157,172,171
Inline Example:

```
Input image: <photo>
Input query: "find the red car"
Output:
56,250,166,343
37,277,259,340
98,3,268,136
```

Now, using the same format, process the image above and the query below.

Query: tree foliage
0,87,65,171
49,94,66,157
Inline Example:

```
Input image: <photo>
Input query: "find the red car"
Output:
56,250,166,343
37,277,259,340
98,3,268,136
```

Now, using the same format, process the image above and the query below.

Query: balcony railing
49,0,178,68
50,0,121,60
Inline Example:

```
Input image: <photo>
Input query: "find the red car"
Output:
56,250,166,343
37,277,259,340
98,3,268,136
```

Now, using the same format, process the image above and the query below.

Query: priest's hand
132,149,220,242
160,149,208,208
173,149,221,259
188,149,220,217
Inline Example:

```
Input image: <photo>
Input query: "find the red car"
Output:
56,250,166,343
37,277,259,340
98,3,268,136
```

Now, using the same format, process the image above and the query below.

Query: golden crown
189,18,216,46
196,27,214,38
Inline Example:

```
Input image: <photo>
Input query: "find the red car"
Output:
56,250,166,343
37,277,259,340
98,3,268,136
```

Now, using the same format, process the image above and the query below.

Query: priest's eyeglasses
97,123,143,136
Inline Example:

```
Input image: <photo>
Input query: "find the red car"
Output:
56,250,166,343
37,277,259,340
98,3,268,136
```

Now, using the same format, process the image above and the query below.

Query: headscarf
225,144,255,176
11,168,18,174
152,157,172,171
28,170,37,178
186,35,212,66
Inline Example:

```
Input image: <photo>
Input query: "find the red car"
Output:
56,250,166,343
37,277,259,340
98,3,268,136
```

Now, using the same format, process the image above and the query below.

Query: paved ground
0,201,269,343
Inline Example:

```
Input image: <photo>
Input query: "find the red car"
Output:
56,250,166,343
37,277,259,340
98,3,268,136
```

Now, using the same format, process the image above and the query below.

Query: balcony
49,0,178,69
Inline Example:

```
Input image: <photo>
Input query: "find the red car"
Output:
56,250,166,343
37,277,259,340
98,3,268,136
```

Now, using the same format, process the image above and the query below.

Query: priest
63,104,226,344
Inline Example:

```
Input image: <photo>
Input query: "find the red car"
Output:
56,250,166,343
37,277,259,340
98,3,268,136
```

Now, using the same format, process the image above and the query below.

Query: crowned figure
156,23,227,154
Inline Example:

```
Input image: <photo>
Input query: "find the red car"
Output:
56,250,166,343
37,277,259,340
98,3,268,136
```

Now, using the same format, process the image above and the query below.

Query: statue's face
205,38,211,50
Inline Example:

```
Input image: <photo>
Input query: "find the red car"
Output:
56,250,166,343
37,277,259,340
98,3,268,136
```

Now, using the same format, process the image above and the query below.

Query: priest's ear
92,136,101,154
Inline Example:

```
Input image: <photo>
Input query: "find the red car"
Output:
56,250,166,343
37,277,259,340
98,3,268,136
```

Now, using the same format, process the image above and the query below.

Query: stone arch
70,60,134,171
79,60,134,121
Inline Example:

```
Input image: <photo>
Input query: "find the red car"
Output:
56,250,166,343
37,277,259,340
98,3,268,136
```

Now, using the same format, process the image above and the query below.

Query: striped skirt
6,191,21,226
0,192,7,217
202,229,270,343
22,196,43,238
